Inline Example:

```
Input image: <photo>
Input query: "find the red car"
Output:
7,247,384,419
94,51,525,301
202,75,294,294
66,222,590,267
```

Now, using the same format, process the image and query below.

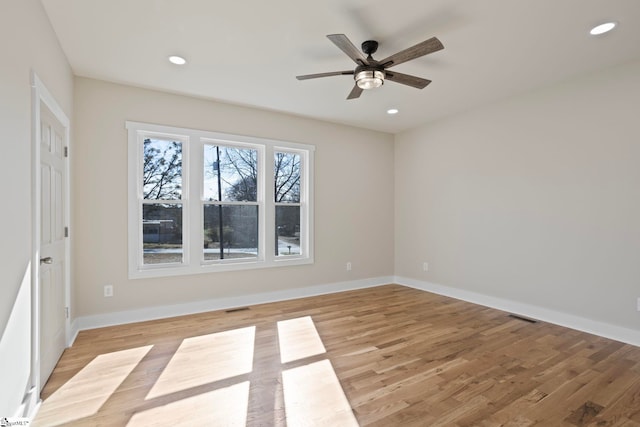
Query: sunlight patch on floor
277,316,326,364
129,381,250,427
36,345,153,426
146,326,255,399
282,359,359,426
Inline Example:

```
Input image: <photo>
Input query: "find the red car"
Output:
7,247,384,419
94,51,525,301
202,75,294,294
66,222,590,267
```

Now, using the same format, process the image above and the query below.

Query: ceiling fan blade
327,34,369,65
347,85,363,100
385,71,432,89
296,71,354,80
379,37,444,68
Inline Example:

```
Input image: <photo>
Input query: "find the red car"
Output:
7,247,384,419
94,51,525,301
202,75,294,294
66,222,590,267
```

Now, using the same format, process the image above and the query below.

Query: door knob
40,257,53,265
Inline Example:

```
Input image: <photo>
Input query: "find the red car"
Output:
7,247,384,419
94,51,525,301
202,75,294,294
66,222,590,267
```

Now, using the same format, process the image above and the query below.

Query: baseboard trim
72,276,393,336
68,319,80,347
15,386,40,421
72,275,640,348
395,276,640,348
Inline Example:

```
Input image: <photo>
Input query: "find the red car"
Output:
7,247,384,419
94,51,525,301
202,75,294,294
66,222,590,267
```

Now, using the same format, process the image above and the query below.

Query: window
127,122,314,278
275,151,301,257
142,137,184,265
202,143,259,261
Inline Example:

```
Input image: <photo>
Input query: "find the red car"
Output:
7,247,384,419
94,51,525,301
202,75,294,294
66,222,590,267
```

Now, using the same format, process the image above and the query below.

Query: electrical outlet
104,285,113,297
423,262,429,272
346,262,352,271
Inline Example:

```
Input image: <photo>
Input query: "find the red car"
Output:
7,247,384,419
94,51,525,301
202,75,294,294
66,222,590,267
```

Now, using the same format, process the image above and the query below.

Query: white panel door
39,105,67,387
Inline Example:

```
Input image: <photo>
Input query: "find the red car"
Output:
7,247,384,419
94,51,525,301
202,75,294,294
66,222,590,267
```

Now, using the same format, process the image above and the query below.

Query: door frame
30,71,71,398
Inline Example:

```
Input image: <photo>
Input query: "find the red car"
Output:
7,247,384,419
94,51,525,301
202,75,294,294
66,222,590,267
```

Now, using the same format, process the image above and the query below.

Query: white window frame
127,121,314,279
273,148,306,259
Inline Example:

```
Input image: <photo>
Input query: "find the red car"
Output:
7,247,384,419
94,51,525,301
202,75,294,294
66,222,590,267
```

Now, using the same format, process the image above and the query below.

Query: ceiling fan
296,34,444,100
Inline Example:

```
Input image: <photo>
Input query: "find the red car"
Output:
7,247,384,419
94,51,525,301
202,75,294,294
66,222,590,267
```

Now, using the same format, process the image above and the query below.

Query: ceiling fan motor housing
358,41,383,71
361,40,379,56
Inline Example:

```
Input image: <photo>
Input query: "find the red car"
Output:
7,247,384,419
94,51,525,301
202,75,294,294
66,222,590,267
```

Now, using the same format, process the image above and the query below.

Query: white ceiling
41,0,640,134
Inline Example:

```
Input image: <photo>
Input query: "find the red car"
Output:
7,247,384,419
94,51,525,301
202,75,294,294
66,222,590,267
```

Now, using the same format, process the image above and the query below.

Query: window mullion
264,145,275,263
189,135,202,270
302,148,314,261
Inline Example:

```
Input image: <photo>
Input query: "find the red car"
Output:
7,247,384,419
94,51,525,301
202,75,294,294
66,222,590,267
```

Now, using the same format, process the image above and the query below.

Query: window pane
204,205,258,260
276,205,300,256
275,152,300,203
143,204,183,264
203,145,258,202
143,138,182,200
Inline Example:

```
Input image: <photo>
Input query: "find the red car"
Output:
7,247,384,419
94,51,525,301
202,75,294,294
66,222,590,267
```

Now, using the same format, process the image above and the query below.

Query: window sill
129,257,314,279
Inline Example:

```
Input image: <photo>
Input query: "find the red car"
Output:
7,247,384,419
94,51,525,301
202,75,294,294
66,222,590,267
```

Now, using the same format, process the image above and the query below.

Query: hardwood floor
34,285,640,426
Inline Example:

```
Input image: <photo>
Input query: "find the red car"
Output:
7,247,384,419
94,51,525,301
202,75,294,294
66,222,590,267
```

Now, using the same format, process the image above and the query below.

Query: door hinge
64,146,68,158
64,226,69,238
65,307,69,319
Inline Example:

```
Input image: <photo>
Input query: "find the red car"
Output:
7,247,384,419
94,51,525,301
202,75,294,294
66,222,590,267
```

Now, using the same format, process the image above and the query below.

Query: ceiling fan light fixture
355,70,384,90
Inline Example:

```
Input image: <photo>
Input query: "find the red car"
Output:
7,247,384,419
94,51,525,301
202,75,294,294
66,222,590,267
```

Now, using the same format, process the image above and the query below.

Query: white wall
72,77,394,318
395,59,640,331
0,0,73,417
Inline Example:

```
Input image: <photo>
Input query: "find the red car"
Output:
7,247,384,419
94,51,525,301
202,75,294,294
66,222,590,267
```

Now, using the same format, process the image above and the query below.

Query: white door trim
30,71,71,401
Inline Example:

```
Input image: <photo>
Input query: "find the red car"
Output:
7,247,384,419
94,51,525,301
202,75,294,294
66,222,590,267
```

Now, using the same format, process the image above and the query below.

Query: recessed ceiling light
590,22,617,35
387,108,399,115
168,55,187,65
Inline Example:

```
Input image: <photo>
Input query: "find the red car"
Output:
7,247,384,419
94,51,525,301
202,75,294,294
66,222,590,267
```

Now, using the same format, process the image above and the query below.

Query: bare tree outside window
201,147,303,259
275,152,301,256
203,145,259,260
275,152,301,203
142,138,183,264
223,148,258,202
143,139,182,200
